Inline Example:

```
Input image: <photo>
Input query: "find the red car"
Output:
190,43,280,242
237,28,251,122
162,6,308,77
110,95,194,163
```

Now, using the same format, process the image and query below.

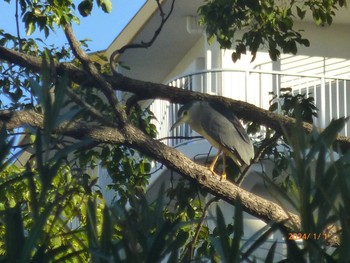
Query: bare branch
157,135,203,142
64,24,127,125
66,88,115,127
236,133,281,186
109,0,176,73
181,197,220,260
15,0,23,50
155,0,166,17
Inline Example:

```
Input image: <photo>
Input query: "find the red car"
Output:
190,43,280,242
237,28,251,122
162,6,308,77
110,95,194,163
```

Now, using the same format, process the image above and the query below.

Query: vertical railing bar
328,79,332,123
245,70,249,103
320,76,326,128
336,78,340,119
201,72,204,93
275,74,280,110
311,78,318,126
207,70,211,93
344,80,348,136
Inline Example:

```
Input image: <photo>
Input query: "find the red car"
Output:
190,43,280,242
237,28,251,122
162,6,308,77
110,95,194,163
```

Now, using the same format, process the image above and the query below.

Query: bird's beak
170,118,183,131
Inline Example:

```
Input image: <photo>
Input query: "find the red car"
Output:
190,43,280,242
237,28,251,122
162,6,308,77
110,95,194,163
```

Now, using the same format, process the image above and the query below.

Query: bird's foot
209,166,226,181
208,166,226,181
208,166,220,178
209,165,215,174
209,164,216,174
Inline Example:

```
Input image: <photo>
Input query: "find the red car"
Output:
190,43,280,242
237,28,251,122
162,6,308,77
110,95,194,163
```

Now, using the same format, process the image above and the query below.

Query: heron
170,101,254,180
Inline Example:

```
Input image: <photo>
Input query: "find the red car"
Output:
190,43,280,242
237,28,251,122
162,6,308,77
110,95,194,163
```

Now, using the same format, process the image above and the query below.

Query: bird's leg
221,154,227,181
209,150,221,174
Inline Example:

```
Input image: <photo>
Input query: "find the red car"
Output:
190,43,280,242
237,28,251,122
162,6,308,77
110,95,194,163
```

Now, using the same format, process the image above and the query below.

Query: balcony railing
149,69,350,146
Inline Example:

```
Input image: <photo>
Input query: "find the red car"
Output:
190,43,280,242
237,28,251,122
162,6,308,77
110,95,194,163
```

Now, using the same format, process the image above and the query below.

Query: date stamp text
288,233,330,240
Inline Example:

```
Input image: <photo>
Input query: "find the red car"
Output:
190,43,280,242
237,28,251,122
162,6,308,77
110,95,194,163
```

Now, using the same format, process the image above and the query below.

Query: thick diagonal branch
0,109,340,247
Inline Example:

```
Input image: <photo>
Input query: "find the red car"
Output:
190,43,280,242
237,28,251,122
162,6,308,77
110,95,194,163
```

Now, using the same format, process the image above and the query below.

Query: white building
99,0,349,260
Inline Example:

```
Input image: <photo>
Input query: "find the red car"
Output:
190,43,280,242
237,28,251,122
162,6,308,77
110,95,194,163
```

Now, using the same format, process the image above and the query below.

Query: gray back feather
198,102,254,164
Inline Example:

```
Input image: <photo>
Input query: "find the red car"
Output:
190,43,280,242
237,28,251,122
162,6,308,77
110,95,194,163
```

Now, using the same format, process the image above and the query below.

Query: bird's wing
208,102,251,144
201,102,254,164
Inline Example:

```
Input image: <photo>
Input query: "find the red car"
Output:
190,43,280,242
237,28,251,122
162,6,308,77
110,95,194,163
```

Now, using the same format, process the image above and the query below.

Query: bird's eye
183,111,188,116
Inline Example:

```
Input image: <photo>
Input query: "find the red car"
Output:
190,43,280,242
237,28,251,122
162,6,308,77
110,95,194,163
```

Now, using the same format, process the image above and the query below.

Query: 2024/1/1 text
288,233,329,240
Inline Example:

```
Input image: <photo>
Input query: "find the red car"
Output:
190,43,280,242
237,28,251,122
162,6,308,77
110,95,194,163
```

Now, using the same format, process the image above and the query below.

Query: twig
155,0,166,17
180,197,220,261
109,0,176,73
64,24,126,126
15,0,23,50
66,88,115,127
157,135,203,142
236,132,281,186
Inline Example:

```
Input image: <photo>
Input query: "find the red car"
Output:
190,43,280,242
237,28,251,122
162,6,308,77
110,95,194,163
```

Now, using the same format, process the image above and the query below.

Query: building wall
163,36,206,85
220,21,350,76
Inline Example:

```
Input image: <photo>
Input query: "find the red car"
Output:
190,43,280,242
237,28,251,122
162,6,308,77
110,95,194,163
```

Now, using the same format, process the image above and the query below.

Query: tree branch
182,197,220,261
1,45,349,152
236,132,281,186
15,0,23,50
64,24,127,125
65,88,115,127
0,109,340,246
109,0,176,72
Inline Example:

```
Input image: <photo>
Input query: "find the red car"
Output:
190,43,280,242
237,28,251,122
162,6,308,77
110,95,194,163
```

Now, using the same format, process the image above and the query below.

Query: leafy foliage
198,0,346,61
246,88,319,191
269,87,318,124
268,116,350,262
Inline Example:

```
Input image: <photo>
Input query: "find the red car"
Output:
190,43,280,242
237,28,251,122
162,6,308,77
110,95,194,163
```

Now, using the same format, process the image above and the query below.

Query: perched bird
171,101,254,180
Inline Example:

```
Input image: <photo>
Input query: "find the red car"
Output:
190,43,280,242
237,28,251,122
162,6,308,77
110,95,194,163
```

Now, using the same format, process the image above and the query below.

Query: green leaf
265,241,277,263
269,102,278,112
0,126,14,172
20,201,56,262
100,206,111,263
97,0,112,13
4,206,25,263
231,198,243,262
78,0,93,17
86,198,99,259
215,206,231,263
307,117,348,163
296,6,306,19
26,22,36,36
241,223,278,260
300,38,310,47
232,52,240,63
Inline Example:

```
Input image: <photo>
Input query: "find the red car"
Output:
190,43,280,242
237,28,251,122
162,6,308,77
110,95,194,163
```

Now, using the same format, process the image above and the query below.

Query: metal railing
149,69,350,146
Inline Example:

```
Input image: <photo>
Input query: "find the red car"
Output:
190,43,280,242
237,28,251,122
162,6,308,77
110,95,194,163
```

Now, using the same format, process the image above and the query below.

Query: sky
0,0,145,109
0,0,146,153
0,0,146,52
